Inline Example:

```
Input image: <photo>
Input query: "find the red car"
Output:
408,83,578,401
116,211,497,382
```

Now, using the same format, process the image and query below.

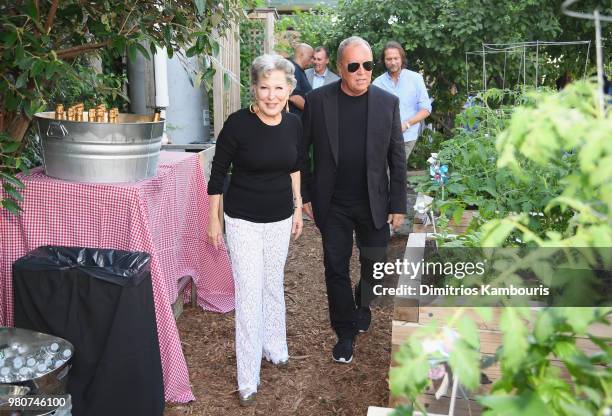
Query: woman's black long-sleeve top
207,108,302,223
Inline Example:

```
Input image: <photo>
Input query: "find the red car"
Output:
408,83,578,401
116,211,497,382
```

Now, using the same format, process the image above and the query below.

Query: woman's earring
285,100,290,112
249,103,257,114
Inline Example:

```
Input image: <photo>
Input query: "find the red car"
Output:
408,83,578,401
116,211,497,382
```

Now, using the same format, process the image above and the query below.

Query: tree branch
45,0,60,34
56,41,110,59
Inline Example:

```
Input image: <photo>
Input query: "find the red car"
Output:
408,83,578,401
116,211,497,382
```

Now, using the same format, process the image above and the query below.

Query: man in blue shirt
372,41,431,164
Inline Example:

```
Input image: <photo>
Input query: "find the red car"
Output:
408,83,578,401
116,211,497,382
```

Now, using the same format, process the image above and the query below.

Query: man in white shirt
372,41,431,164
305,46,340,89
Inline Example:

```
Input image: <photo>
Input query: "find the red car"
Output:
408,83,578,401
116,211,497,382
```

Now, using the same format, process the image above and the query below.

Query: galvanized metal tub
34,112,164,183
0,327,74,415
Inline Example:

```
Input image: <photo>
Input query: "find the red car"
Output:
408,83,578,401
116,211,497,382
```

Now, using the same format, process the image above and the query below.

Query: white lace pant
224,214,292,394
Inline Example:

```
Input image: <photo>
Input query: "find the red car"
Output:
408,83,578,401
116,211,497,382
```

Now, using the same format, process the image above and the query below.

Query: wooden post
212,21,241,139
247,9,279,55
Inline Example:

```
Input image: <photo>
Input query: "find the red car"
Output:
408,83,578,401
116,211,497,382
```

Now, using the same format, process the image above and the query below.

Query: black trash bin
12,246,165,416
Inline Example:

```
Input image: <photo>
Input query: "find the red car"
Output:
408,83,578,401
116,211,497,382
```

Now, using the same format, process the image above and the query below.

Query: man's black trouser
320,199,390,338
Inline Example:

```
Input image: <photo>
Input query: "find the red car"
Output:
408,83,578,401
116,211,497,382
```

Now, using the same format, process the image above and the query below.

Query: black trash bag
13,246,165,416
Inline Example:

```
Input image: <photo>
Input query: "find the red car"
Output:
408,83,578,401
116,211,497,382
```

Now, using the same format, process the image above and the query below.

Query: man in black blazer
301,36,406,363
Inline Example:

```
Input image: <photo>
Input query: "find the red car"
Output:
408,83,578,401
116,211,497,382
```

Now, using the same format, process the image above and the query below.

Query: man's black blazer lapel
322,83,339,165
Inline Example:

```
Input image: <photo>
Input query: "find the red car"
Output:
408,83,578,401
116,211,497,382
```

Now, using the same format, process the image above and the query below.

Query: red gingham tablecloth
0,151,235,402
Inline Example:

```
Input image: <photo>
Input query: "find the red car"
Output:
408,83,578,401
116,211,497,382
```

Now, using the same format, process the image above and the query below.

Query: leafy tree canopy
0,0,245,213
279,0,610,119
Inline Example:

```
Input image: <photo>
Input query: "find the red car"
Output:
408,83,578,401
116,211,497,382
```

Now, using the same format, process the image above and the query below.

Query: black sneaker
356,306,371,333
332,337,354,363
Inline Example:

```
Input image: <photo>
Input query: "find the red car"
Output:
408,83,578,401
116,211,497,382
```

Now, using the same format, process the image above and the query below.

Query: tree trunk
7,113,31,142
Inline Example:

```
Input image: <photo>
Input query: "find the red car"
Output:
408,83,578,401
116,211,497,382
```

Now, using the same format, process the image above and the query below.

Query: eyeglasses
346,61,373,73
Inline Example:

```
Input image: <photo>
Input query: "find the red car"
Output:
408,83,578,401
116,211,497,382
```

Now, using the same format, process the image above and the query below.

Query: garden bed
389,226,611,415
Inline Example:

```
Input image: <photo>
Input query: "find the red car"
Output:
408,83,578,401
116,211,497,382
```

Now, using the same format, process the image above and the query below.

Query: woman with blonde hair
206,54,303,406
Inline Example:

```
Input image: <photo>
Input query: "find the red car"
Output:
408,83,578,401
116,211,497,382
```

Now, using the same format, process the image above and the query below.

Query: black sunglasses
347,61,373,73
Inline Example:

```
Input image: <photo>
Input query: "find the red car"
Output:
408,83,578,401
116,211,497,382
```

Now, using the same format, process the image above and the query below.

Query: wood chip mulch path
165,220,407,416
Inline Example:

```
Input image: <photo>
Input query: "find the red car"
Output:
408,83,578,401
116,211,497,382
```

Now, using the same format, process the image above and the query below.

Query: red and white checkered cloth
0,151,235,402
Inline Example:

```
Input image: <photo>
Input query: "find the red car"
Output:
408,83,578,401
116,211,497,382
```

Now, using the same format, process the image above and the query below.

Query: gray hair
337,36,372,63
250,54,297,94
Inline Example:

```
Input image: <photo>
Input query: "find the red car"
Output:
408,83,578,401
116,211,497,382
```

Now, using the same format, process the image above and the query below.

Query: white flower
427,153,439,165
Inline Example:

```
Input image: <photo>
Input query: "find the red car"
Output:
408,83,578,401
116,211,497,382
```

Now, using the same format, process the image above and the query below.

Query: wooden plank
393,233,427,324
366,407,394,416
398,232,426,288
369,405,446,416
198,145,216,180
407,169,427,177
265,12,276,54
392,321,605,356
390,344,495,398
416,307,611,339
412,210,478,234
393,298,419,322
389,392,482,416
212,22,241,139
417,393,482,416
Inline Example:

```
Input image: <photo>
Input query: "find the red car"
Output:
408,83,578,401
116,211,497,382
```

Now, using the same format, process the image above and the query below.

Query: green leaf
128,43,139,62
449,343,480,390
557,402,597,416
563,308,595,334
475,307,493,322
1,140,21,153
4,92,20,111
534,310,554,344
210,38,220,57
480,220,516,247
553,339,580,361
3,183,24,202
389,356,429,397
447,183,467,194
531,261,554,286
452,205,465,227
111,36,127,53
24,0,38,20
44,61,57,79
0,172,25,189
499,308,528,372
579,386,602,407
25,100,44,119
1,197,22,215
30,60,45,78
193,0,206,15
478,392,553,416
15,72,29,89
185,45,199,58
3,31,17,48
135,43,151,60
587,335,612,357
457,316,479,348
